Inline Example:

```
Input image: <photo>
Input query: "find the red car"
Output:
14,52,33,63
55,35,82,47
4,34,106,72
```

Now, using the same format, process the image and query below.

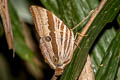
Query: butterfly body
30,6,74,76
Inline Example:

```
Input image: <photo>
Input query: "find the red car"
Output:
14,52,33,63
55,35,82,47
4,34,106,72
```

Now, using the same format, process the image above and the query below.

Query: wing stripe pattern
30,6,75,71
47,10,58,58
30,6,56,69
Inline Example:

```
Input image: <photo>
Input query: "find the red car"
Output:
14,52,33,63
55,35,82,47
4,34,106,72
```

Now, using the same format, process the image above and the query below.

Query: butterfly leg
74,41,81,50
74,32,88,40
71,10,94,30
73,32,88,50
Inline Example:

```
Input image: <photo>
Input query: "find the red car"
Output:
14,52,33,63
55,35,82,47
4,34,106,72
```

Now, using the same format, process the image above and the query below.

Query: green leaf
95,31,120,80
91,27,116,72
10,0,32,23
117,68,120,80
117,14,120,27
91,8,120,80
60,0,120,80
8,0,39,71
39,0,120,80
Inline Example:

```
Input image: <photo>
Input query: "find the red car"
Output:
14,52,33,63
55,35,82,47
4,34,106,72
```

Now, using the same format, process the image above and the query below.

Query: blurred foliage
0,0,120,80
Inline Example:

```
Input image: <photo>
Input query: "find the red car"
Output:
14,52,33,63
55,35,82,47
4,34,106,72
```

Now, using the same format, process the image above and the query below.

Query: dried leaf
0,0,14,49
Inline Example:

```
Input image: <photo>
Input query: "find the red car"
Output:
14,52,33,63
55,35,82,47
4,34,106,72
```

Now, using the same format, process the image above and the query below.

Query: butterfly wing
30,6,74,75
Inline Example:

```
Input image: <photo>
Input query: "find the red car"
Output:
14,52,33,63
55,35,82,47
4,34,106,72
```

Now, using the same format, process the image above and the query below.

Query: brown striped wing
30,6,74,75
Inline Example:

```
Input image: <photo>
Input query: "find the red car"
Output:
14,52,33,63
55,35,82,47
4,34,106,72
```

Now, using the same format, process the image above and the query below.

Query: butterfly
30,5,75,78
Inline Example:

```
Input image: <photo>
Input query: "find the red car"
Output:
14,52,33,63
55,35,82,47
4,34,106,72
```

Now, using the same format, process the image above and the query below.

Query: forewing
30,6,74,70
